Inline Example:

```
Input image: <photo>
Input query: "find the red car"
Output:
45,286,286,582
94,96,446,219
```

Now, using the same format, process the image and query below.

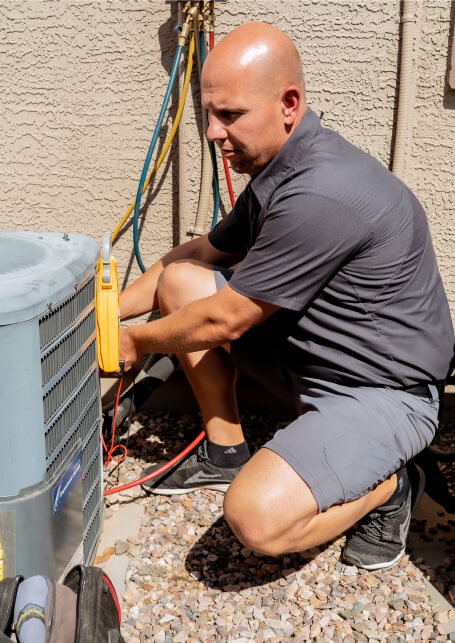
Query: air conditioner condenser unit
0,230,103,581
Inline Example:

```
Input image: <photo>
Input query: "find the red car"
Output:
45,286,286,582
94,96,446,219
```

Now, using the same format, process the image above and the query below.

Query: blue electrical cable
199,30,220,230
133,44,184,273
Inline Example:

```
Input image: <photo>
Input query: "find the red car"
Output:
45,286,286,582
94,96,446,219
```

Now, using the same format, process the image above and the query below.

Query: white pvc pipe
392,0,418,179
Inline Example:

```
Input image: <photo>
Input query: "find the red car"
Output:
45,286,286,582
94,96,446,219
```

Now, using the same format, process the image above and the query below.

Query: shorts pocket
323,426,403,504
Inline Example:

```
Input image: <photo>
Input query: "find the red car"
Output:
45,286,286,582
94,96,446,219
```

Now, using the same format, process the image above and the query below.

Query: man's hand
119,326,140,372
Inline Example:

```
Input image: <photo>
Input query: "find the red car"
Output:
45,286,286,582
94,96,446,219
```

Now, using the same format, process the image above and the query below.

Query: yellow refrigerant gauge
96,233,120,373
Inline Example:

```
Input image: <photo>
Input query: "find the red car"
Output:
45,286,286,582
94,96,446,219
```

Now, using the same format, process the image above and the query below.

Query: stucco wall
0,0,454,315
407,1,455,309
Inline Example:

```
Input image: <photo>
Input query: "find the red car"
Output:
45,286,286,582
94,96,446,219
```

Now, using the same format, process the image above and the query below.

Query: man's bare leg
151,259,400,557
156,260,244,446
224,448,397,556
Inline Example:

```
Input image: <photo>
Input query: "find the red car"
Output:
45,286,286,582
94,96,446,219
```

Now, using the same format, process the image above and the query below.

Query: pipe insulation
190,26,214,237
392,0,419,179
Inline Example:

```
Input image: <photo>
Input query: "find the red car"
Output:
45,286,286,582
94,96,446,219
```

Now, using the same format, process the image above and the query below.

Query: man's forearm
127,295,234,357
120,281,278,369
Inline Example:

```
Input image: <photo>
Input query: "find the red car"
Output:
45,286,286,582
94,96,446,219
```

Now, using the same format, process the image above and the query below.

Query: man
119,22,454,570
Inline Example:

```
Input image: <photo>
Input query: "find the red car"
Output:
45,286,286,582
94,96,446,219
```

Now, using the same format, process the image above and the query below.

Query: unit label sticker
52,452,82,515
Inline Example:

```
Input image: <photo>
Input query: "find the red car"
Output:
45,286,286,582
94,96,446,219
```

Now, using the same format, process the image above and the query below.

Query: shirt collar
250,107,321,208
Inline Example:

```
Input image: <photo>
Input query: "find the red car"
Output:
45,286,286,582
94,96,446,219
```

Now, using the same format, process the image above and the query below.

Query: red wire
210,29,236,208
102,374,127,466
102,375,206,496
223,157,236,208
103,430,205,496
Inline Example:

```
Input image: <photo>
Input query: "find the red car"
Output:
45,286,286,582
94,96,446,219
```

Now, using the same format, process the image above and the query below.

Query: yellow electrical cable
111,31,196,243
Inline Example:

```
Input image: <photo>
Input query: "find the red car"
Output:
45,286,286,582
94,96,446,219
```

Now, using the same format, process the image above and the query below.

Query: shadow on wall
443,0,455,110
387,1,406,171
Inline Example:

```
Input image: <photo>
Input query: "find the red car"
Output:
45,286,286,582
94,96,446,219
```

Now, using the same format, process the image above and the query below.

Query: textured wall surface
0,0,454,315
407,1,455,309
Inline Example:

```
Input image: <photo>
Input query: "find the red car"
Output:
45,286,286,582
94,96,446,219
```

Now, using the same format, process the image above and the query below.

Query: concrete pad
408,492,455,636
409,493,455,567
424,580,455,636
95,501,144,601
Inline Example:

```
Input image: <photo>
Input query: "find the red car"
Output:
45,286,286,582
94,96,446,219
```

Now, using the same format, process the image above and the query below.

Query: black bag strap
63,565,125,643
0,576,23,636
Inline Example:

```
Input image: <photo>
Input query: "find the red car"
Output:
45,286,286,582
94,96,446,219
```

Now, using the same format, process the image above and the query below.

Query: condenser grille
84,506,101,564
41,309,96,387
39,276,95,350
39,269,101,567
83,479,101,527
43,341,96,424
83,448,100,499
45,398,99,480
45,370,98,459
83,426,100,471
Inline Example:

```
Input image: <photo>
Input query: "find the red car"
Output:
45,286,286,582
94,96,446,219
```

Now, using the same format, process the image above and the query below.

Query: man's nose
207,116,227,142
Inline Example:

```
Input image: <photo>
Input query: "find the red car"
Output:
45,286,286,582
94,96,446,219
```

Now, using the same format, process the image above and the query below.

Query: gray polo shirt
208,108,454,387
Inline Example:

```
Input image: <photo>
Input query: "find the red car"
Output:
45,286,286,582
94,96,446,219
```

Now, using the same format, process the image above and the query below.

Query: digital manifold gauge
96,233,120,373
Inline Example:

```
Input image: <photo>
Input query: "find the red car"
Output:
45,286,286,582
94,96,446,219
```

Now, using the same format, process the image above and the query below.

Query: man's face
202,67,287,176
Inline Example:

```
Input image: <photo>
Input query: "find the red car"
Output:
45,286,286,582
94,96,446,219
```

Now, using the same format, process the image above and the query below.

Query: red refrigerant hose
103,430,205,496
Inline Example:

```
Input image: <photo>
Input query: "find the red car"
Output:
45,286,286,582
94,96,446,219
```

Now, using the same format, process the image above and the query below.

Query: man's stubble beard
230,156,263,176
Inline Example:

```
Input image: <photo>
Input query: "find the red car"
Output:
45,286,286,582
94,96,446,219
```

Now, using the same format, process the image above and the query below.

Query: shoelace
196,442,212,465
358,513,389,541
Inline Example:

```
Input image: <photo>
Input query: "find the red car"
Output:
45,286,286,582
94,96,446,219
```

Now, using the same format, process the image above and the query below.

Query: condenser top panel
0,231,99,325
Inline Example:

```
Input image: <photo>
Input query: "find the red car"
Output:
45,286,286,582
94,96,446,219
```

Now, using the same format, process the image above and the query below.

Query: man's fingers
119,327,139,369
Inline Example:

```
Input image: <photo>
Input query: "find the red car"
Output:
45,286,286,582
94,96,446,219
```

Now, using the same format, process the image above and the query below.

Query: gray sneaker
141,440,244,495
343,462,425,570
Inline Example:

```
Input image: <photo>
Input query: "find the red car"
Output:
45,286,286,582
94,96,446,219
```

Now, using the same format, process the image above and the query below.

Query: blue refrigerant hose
133,44,184,273
199,30,220,230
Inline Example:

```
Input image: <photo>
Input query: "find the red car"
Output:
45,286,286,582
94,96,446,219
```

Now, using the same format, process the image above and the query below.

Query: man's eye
221,111,241,120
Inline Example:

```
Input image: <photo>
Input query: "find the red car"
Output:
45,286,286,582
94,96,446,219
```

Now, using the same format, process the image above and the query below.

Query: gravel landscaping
100,410,455,642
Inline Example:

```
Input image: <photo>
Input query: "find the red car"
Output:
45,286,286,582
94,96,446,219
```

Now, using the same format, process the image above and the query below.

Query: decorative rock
434,609,449,624
310,622,321,637
352,601,365,612
96,409,454,643
159,614,176,624
115,540,130,555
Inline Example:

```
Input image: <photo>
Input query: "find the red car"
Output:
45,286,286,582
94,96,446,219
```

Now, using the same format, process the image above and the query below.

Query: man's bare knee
224,484,313,557
223,490,281,556
157,260,216,315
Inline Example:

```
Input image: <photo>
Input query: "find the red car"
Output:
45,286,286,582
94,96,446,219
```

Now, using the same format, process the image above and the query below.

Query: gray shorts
214,267,440,512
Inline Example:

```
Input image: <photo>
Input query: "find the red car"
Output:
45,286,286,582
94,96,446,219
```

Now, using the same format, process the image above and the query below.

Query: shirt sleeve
227,190,373,311
208,187,253,255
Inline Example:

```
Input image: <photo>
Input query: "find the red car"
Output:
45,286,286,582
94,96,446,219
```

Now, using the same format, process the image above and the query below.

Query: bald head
201,23,307,175
203,22,305,100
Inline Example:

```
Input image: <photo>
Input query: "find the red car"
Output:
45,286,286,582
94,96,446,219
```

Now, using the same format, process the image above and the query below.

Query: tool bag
0,565,125,642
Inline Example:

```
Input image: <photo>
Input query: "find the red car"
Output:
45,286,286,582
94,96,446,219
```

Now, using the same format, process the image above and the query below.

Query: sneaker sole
344,546,405,571
142,482,231,495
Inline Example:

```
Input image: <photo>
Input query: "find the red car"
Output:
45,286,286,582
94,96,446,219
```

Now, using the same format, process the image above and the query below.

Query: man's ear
282,87,300,125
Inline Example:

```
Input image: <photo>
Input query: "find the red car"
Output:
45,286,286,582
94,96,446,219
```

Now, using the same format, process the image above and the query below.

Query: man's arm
120,233,243,321
120,284,279,369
